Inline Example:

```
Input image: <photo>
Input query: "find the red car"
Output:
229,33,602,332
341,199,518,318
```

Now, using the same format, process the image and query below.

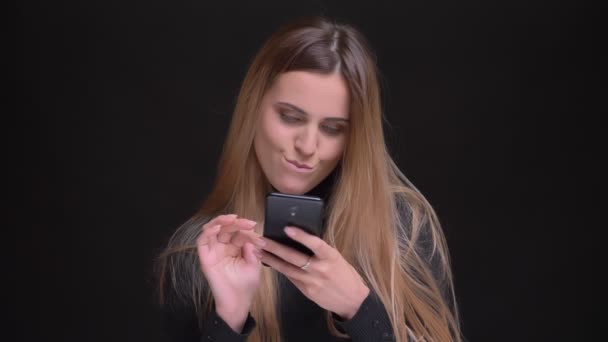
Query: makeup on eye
321,123,345,135
278,111,302,123
278,111,346,135
275,102,348,121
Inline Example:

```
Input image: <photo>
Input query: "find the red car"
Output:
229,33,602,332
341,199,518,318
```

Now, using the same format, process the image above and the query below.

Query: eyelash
278,112,344,136
279,112,301,123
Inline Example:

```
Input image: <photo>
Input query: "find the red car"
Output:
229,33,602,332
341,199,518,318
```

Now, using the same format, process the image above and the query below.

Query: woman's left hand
260,226,370,320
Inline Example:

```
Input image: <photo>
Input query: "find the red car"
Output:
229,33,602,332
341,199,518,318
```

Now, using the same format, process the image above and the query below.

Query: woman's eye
321,125,344,136
279,112,301,123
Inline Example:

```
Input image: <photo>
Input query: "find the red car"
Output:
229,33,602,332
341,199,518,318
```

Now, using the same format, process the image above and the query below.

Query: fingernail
226,214,238,219
246,220,257,228
284,227,295,237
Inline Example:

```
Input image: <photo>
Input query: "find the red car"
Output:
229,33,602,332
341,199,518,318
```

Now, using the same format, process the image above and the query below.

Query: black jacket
159,172,447,341
161,275,398,342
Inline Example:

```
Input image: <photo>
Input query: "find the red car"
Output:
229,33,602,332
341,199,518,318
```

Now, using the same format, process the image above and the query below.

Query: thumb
242,242,259,265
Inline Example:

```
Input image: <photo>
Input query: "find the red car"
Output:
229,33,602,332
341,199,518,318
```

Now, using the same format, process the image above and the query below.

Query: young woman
156,16,462,342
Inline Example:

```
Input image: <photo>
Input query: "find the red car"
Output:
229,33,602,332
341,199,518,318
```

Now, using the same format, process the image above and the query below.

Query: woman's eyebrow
276,101,349,122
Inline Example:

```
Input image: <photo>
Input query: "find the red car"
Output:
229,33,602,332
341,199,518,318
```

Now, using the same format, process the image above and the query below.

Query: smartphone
263,192,324,256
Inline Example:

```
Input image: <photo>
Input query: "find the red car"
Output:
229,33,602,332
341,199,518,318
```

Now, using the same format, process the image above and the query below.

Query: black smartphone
263,192,324,256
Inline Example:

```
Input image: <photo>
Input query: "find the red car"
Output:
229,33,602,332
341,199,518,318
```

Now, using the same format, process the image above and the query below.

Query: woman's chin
273,182,311,195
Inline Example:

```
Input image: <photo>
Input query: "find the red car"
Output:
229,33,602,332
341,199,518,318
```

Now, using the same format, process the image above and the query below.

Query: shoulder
393,192,450,291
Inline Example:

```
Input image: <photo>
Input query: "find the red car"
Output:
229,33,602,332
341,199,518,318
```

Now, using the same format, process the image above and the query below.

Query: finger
259,250,308,281
217,231,232,244
216,219,258,244
260,236,310,268
230,230,266,249
242,242,260,265
197,225,221,271
284,226,334,259
202,214,238,230
197,224,221,246
218,218,258,233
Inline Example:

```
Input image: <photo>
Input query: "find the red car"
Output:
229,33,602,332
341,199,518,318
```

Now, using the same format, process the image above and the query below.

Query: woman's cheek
323,140,346,162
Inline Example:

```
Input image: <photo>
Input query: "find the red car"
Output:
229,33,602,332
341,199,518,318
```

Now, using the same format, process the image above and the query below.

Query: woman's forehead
267,71,350,120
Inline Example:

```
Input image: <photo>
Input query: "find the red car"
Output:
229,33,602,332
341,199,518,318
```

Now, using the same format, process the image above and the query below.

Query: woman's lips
284,157,315,173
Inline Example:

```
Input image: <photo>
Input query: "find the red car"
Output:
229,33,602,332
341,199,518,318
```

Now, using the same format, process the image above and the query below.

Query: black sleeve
333,290,397,341
199,309,256,342
160,301,256,342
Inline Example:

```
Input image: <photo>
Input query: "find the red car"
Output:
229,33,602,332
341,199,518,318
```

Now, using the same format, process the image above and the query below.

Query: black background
17,1,601,341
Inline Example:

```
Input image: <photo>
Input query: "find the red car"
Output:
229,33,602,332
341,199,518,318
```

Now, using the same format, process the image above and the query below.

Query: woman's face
254,71,350,195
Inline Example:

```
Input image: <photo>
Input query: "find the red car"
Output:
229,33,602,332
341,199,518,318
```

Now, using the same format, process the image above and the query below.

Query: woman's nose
294,127,317,157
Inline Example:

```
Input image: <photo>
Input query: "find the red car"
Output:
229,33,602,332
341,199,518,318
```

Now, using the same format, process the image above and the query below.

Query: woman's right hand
196,214,265,332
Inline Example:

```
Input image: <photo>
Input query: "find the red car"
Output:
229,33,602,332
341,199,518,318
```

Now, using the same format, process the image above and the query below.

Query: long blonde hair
157,16,462,342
